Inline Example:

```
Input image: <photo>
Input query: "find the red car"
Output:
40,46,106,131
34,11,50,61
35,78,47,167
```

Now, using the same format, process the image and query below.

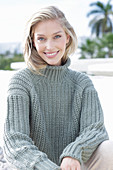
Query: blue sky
0,0,112,43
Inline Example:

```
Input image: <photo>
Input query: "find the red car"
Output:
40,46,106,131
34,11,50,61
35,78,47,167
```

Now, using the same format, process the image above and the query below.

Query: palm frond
90,1,104,10
87,9,104,17
88,15,104,26
90,19,104,37
91,22,100,36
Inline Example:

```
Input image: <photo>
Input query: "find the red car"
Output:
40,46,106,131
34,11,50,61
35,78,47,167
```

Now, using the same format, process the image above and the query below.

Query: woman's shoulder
12,67,33,77
8,68,35,91
67,69,94,90
10,68,33,82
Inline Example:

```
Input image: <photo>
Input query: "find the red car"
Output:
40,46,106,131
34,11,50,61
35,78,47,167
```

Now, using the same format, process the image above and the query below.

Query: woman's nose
45,40,54,50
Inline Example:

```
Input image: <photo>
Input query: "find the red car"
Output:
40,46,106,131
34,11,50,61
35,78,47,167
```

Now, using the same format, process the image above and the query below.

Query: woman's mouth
44,51,59,58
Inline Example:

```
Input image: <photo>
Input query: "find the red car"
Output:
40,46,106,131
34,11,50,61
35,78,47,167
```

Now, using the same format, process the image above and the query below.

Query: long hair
23,6,78,72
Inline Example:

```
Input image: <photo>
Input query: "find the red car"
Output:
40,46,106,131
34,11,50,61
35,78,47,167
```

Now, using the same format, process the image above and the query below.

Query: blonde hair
23,6,77,72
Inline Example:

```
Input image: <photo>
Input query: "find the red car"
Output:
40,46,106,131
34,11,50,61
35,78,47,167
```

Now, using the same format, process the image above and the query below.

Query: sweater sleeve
59,77,109,164
3,72,60,170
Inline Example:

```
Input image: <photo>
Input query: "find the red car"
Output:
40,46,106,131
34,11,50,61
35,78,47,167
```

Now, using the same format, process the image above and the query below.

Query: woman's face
33,20,70,66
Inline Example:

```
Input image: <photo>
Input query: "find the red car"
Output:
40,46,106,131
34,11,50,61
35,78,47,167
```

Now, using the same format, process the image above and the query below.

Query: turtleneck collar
40,58,71,82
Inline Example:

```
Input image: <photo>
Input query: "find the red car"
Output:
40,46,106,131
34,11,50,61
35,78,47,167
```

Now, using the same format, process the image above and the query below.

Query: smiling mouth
44,51,59,58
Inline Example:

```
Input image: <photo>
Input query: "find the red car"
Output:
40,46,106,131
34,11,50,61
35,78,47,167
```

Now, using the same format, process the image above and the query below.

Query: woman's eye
37,37,45,41
54,35,61,39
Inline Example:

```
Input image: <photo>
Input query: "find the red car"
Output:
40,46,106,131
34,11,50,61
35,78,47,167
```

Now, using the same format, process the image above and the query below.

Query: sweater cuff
59,151,81,165
34,159,61,170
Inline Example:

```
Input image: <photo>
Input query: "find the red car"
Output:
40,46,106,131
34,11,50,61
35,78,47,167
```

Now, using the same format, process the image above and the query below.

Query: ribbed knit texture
3,58,109,170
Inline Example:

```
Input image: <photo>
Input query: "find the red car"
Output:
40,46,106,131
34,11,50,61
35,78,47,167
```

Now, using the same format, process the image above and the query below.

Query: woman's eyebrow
36,33,45,36
36,31,63,36
53,31,63,35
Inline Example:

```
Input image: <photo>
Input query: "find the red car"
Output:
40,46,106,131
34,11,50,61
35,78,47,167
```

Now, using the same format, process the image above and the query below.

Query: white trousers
81,140,113,170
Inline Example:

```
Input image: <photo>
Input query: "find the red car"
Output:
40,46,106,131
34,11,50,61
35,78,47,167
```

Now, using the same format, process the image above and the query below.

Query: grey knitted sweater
4,58,108,170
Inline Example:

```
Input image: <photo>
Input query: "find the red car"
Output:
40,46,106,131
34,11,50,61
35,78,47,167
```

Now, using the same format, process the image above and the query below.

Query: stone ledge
70,58,113,76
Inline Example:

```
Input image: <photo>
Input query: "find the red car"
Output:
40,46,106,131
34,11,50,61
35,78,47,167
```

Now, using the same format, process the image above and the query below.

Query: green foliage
98,33,113,58
79,33,113,59
79,39,98,59
0,54,24,70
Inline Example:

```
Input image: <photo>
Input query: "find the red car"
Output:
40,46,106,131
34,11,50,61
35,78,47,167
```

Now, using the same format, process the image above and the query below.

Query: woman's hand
60,156,81,170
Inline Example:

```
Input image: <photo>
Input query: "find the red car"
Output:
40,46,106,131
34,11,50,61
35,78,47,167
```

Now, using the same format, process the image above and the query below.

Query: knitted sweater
4,58,109,170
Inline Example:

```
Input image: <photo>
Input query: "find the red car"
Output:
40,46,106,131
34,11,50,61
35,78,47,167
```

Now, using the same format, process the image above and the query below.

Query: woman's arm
3,72,60,170
60,79,109,166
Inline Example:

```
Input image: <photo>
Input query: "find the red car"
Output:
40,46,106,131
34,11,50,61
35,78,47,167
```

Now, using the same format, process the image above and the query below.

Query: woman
3,6,113,170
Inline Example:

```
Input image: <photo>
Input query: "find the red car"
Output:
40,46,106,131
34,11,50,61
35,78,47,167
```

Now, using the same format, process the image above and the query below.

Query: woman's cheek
59,38,67,47
35,44,44,53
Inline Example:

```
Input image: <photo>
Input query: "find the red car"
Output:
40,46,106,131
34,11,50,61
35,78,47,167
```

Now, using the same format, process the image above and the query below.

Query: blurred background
0,0,113,147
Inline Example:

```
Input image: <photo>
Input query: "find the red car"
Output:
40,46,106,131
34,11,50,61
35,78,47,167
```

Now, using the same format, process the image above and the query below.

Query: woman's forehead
33,20,65,35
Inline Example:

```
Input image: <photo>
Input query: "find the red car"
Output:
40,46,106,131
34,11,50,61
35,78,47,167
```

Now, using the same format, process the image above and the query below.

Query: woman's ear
66,34,70,44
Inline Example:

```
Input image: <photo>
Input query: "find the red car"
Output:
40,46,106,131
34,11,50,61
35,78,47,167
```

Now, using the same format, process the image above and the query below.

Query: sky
0,0,112,43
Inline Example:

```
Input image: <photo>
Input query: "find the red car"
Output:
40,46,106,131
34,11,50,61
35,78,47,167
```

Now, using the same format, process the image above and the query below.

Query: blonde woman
3,6,113,170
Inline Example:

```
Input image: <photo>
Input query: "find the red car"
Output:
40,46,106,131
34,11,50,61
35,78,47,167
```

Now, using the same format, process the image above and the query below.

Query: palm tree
87,0,113,37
